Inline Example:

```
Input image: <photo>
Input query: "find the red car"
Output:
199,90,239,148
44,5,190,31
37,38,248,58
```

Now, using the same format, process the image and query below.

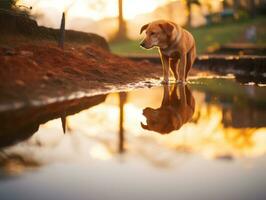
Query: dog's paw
161,80,169,85
175,80,187,84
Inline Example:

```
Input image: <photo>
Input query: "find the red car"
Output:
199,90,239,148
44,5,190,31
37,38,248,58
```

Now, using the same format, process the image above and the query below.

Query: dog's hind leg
170,58,179,81
185,44,196,79
177,54,187,83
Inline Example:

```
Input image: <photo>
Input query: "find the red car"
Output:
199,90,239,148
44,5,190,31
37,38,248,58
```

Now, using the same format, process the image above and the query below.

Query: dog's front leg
177,53,187,83
160,54,170,84
170,58,179,81
161,85,170,106
178,84,187,107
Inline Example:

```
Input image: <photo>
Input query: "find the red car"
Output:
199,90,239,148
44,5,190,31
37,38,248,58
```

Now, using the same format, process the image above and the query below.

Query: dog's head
141,107,182,134
139,20,178,49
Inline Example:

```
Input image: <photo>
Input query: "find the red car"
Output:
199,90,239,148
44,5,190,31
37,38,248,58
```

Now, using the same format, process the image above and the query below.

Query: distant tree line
226,0,266,18
0,0,18,10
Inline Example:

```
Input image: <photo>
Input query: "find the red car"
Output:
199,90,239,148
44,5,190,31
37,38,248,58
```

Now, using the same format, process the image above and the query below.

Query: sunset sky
16,0,224,39
17,0,170,20
17,0,224,19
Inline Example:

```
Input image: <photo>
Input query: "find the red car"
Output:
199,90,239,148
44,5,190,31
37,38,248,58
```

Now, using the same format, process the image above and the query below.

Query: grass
110,16,266,55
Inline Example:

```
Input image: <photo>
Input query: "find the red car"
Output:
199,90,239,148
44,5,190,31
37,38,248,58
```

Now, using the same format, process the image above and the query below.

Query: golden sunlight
18,0,168,20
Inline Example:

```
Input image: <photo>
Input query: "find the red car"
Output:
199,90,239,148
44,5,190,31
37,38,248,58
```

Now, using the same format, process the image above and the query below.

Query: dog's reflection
141,84,195,134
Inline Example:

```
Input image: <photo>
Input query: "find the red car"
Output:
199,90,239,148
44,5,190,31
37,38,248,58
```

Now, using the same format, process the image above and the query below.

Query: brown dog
140,20,196,83
141,84,195,134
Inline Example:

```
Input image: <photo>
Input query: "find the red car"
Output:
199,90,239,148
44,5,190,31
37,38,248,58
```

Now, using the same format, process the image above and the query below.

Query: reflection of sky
1,85,266,200
1,157,266,200
1,86,266,173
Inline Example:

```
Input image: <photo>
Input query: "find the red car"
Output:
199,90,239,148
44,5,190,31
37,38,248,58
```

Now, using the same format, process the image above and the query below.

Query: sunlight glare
90,144,112,160
18,0,170,20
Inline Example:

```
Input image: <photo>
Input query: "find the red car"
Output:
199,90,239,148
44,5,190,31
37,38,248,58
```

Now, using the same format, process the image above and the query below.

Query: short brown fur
141,84,195,134
140,20,196,83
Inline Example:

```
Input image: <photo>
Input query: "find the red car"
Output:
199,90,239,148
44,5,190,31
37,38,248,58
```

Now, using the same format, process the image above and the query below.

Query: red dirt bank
0,43,161,109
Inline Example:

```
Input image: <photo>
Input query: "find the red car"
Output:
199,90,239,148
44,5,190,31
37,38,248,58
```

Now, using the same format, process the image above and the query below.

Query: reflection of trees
191,78,266,128
222,106,266,128
185,102,263,158
223,129,255,151
60,111,72,134
118,92,127,153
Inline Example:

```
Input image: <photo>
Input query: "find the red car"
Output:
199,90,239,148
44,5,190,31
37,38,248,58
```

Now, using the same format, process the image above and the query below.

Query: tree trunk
186,0,200,27
118,92,127,153
186,2,192,27
233,0,240,19
114,0,127,41
248,0,256,18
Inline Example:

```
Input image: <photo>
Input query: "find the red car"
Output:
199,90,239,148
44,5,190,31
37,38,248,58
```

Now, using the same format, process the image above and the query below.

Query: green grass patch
110,39,158,55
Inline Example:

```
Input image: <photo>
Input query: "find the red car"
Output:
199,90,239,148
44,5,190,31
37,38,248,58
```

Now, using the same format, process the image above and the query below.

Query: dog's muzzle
140,41,146,48
140,40,153,49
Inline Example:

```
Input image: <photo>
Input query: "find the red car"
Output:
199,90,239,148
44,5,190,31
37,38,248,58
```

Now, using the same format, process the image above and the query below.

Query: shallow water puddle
0,77,266,200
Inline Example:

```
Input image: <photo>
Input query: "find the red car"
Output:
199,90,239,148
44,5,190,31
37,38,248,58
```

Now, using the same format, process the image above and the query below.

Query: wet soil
0,43,161,111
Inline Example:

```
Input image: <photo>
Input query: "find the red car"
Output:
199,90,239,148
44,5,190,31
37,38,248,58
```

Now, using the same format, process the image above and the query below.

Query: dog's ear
141,122,150,130
159,23,174,36
140,23,149,34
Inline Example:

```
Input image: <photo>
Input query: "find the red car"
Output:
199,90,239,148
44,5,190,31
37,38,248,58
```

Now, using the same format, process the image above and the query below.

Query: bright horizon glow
18,0,168,20
16,0,223,39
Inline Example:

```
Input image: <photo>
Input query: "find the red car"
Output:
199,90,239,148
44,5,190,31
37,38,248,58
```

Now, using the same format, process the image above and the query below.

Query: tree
248,0,256,18
0,0,31,16
186,0,200,27
233,0,256,18
113,0,127,41
232,0,240,18
0,0,18,10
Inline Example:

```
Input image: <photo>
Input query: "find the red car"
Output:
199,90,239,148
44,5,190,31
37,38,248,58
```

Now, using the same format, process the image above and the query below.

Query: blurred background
1,2,266,199
2,0,265,55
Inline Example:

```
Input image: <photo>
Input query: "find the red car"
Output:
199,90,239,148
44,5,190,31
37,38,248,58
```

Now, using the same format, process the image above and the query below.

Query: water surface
0,77,266,200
